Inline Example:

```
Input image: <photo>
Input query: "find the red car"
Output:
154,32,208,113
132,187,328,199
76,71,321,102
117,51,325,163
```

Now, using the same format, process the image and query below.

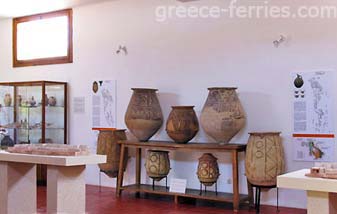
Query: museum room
0,0,336,213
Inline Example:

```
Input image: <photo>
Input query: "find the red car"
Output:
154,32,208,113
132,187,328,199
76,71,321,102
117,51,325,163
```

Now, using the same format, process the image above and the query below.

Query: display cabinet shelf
116,140,254,213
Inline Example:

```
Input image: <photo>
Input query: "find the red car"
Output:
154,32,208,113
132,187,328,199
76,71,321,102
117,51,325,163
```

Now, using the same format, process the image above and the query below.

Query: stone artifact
145,150,170,181
125,88,163,142
166,106,199,144
7,144,90,156
245,132,285,186
197,153,220,186
4,93,12,107
48,96,57,106
306,163,337,179
96,129,128,178
200,87,245,144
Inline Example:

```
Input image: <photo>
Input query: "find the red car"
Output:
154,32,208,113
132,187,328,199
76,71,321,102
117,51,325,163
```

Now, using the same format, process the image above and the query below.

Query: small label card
169,178,187,193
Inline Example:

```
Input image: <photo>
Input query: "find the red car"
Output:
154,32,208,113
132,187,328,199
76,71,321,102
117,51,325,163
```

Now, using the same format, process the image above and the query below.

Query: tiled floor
37,185,306,214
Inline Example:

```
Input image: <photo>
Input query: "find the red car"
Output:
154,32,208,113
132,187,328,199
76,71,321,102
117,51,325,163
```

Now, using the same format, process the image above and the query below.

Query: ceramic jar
166,106,199,144
200,87,245,144
1,135,14,148
197,153,220,186
125,88,163,142
4,93,12,107
48,96,57,106
245,132,285,186
145,150,170,181
96,129,128,178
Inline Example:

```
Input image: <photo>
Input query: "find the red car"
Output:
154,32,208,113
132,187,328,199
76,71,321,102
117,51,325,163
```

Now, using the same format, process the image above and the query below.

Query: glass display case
0,81,67,147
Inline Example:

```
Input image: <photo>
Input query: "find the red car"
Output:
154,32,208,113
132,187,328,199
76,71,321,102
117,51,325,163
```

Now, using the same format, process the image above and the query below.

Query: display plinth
277,169,337,214
0,152,106,214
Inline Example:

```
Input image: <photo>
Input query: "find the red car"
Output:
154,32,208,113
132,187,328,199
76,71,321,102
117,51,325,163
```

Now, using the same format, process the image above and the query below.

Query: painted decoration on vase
200,87,245,144
197,153,220,186
245,132,285,186
145,150,170,181
166,106,199,144
125,88,163,141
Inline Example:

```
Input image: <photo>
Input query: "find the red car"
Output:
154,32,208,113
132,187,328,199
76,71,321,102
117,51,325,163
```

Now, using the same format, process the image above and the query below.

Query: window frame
13,9,73,67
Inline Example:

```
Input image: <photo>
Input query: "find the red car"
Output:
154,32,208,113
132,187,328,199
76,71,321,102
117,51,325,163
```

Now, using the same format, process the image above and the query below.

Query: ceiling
0,0,113,18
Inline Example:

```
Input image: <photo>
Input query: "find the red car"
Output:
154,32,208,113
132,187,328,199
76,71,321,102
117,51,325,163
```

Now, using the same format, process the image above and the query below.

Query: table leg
117,144,126,197
135,148,142,198
0,162,36,214
307,191,337,214
47,165,85,214
232,150,239,213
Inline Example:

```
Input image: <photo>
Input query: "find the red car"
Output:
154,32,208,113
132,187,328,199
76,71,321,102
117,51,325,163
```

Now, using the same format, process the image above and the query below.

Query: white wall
1,0,337,209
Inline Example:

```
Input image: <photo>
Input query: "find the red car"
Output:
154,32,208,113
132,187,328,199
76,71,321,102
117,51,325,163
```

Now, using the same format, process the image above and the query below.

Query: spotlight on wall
273,35,286,48
116,45,128,55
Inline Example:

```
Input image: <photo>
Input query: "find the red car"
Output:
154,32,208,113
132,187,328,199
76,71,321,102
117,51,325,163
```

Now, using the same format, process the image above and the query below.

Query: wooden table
0,151,106,214
277,169,337,214
116,140,253,213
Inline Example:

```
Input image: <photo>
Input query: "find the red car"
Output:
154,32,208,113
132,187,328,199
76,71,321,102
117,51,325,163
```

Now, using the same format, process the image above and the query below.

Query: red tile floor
36,185,306,214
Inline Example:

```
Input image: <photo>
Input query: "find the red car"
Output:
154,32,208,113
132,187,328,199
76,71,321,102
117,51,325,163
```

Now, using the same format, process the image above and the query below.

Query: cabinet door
45,83,66,144
16,85,42,144
0,85,15,147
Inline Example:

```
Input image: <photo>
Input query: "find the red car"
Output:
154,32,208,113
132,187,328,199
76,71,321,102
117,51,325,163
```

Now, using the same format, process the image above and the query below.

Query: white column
47,165,86,214
307,191,337,214
0,161,37,214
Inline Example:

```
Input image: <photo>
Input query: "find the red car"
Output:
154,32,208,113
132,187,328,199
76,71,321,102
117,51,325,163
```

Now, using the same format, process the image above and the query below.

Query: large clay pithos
197,153,220,186
200,87,246,144
145,150,170,181
125,88,163,142
166,106,199,144
245,132,285,186
96,129,128,178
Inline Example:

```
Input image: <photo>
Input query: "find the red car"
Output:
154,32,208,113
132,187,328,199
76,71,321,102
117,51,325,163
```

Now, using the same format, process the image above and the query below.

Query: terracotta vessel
125,88,163,142
96,129,128,178
48,96,57,106
1,135,14,148
200,87,245,144
145,150,170,181
166,106,199,144
4,93,12,107
245,132,285,186
17,95,22,106
197,153,220,186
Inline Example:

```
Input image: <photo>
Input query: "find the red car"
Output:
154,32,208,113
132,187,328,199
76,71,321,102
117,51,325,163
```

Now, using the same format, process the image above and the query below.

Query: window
13,9,73,67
